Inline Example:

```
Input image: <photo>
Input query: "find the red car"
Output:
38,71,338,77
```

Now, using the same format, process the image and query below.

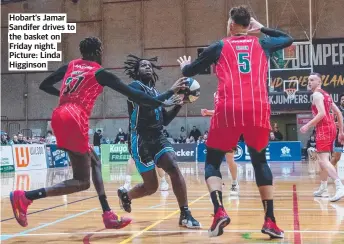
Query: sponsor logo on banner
0,146,15,172
281,146,292,157
172,144,196,162
13,145,47,171
234,145,243,160
109,144,131,162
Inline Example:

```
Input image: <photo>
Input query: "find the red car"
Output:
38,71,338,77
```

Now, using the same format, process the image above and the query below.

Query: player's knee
144,181,159,195
158,153,178,176
205,147,224,180
79,180,91,191
248,147,273,186
205,162,222,180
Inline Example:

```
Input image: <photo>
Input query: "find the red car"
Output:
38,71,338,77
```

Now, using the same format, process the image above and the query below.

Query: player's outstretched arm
39,64,68,96
96,70,173,108
178,41,223,77
201,109,215,116
154,77,190,102
300,92,325,133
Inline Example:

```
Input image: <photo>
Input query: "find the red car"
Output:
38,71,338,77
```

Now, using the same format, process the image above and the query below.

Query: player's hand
248,17,264,33
162,94,183,107
300,125,309,134
177,56,191,70
201,109,208,116
170,77,190,94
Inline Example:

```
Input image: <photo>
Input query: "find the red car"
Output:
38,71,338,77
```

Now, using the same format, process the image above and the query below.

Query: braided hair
79,37,102,62
124,54,161,84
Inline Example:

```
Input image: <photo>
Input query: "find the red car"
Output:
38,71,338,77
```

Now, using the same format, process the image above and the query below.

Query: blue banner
197,141,302,162
46,145,70,168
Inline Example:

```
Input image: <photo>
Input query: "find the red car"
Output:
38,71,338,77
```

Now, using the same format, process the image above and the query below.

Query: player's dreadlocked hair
124,54,162,84
79,37,102,61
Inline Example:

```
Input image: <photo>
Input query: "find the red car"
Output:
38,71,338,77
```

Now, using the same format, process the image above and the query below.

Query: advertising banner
0,146,15,172
173,143,197,162
197,142,302,162
13,144,47,171
46,144,70,168
101,144,131,164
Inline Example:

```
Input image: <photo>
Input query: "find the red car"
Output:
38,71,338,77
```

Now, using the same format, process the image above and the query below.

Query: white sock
321,181,328,188
125,175,131,183
232,180,238,185
334,179,343,188
160,176,167,183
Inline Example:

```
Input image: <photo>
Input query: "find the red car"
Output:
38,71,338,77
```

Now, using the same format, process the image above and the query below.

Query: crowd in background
1,130,56,145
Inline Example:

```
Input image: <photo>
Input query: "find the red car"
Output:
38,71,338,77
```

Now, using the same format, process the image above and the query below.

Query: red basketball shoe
102,210,132,229
261,217,284,238
10,190,32,227
208,207,231,237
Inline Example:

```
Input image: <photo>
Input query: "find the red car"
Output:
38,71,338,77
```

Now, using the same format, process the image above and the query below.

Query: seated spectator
189,136,195,143
163,129,170,138
306,135,317,160
17,134,26,144
189,126,201,141
273,124,283,141
179,126,187,143
197,135,205,144
46,130,56,144
115,128,127,144
12,135,19,144
186,138,191,143
269,132,277,141
1,134,8,145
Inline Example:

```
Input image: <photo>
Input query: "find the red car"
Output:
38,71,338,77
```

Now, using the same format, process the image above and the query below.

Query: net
285,88,297,99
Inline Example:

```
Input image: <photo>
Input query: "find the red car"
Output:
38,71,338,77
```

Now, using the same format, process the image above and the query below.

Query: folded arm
39,64,68,96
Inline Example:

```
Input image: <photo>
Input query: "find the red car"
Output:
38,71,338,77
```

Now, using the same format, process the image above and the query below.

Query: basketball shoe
261,217,284,238
10,190,32,227
208,207,230,237
102,210,132,229
179,209,201,229
313,183,329,198
118,187,132,213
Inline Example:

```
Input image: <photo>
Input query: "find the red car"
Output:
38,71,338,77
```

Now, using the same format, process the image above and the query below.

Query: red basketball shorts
206,126,270,152
51,104,89,154
316,126,337,152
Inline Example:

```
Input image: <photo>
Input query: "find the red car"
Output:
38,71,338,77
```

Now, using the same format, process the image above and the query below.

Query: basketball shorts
51,104,89,154
207,126,270,153
316,126,337,152
129,131,175,173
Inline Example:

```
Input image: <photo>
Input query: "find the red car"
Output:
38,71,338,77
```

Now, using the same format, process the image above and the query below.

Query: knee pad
248,147,273,187
205,147,224,180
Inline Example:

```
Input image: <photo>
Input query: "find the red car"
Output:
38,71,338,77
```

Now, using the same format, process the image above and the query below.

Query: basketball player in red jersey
10,37,185,229
201,92,239,196
177,6,293,238
300,73,344,202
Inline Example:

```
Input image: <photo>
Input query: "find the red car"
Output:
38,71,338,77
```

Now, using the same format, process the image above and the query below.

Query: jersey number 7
63,76,84,95
238,53,251,73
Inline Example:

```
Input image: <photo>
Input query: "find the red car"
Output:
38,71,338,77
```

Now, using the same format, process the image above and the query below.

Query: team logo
234,145,243,160
281,146,291,157
14,147,30,167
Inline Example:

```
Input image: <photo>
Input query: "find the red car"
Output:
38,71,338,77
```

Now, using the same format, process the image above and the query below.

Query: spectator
269,132,277,141
46,130,56,144
197,135,205,144
189,126,201,141
179,126,187,143
12,135,19,144
273,125,283,141
306,135,318,174
115,128,127,144
1,134,8,145
163,129,170,138
17,133,26,144
186,138,191,143
189,136,195,143
93,129,102,147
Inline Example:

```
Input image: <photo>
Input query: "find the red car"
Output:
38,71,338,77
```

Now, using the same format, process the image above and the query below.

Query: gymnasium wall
1,0,343,136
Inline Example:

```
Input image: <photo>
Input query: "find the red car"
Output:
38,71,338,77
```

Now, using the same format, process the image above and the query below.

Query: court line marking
1,229,344,238
119,192,209,244
1,195,97,222
293,184,301,244
1,207,98,241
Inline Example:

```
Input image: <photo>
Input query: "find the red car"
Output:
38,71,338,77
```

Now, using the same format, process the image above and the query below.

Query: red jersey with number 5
212,35,270,130
59,58,103,117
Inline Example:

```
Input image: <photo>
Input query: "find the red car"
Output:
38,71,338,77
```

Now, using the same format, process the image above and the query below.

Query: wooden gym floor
1,161,344,243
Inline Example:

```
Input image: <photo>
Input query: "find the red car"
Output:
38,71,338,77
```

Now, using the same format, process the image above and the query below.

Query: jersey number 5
63,76,84,95
238,53,251,73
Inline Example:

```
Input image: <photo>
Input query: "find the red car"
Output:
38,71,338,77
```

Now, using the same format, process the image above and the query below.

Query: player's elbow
318,112,325,120
39,82,47,91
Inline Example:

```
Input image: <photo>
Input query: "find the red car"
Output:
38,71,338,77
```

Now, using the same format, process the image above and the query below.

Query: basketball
179,78,200,103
